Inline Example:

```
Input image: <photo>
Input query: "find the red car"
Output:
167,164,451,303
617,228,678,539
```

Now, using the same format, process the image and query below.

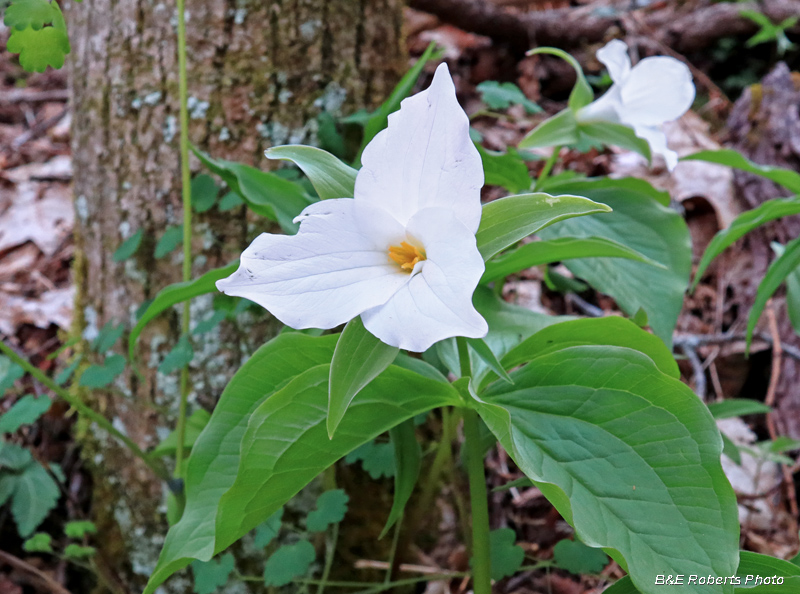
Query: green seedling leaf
476,80,541,113
9,461,60,536
263,541,316,587
721,432,742,465
191,553,235,594
707,399,772,419
0,356,25,394
306,489,349,532
0,394,51,433
78,354,125,388
155,225,183,259
492,476,533,492
254,508,283,548
265,145,357,199
92,320,125,353
476,144,530,194
112,229,144,262
153,409,211,457
682,150,800,195
217,191,243,212
6,2,70,72
476,192,611,260
381,419,421,537
481,528,524,580
192,310,227,335
54,356,82,386
158,335,194,375
328,316,399,438
4,0,58,30
64,544,96,559
191,174,218,213
553,538,609,575
345,440,395,479
23,532,53,553
64,520,97,538
0,441,33,470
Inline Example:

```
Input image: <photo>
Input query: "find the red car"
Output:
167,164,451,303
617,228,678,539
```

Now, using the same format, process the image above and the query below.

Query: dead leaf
0,286,73,334
0,180,73,256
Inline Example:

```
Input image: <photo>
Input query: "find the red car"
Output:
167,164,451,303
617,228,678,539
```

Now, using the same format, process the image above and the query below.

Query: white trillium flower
576,39,695,170
217,63,488,352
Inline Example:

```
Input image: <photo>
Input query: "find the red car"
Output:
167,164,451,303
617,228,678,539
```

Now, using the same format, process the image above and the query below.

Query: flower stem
174,0,193,482
534,145,561,191
0,340,169,482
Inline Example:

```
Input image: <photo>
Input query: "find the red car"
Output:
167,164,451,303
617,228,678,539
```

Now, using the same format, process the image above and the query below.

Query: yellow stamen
388,241,426,272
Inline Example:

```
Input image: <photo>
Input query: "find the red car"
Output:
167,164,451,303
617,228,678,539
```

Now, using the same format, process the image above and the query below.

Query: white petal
217,199,409,329
361,207,488,351
633,124,678,171
619,56,695,127
596,39,631,84
355,63,484,233
576,84,624,124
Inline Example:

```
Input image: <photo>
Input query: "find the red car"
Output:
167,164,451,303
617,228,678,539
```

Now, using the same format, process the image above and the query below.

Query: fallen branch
0,550,72,594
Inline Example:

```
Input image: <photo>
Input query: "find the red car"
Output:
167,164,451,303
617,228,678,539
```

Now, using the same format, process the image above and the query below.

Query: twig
0,550,72,594
673,332,800,362
681,343,707,400
565,293,603,318
0,89,69,105
12,107,69,150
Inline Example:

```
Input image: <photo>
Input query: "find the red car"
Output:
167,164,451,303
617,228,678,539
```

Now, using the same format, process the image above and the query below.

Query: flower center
388,241,426,272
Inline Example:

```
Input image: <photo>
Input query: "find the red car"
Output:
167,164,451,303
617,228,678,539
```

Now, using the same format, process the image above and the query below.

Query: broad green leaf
692,197,800,290
4,0,57,30
381,418,421,537
476,81,541,113
64,520,97,538
64,544,96,559
23,532,53,553
486,528,525,580
553,538,609,575
191,553,234,594
537,178,691,346
482,236,662,284
539,176,670,207
192,310,227,335
158,335,194,375
0,441,33,470
467,338,513,385
78,354,125,388
328,317,399,438
193,148,312,232
747,235,800,351
129,262,238,360
217,191,243,212
476,345,739,594
578,121,651,162
528,47,593,112
91,320,124,353
682,150,800,195
7,4,70,72
476,144,531,194
10,461,60,536
0,356,25,394
344,440,395,479
306,489,349,532
155,225,183,259
265,145,357,199
707,399,772,419
518,109,580,150
191,174,218,213
476,192,611,260
112,229,144,262
152,409,211,457
253,508,283,548
0,394,51,433
144,333,338,593
722,432,742,465
263,541,315,586
54,356,82,386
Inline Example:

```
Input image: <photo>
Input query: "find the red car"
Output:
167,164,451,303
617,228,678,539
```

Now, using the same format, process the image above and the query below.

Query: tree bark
66,0,404,590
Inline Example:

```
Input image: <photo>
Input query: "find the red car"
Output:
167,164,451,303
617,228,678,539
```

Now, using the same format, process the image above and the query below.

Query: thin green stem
384,513,402,584
0,341,169,481
316,522,339,594
534,145,561,191
174,0,193,481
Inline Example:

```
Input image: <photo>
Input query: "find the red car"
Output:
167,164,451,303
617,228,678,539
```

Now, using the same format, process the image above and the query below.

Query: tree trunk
66,1,404,590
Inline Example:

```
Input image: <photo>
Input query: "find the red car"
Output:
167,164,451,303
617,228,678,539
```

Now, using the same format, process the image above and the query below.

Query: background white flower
576,39,695,170
217,63,488,352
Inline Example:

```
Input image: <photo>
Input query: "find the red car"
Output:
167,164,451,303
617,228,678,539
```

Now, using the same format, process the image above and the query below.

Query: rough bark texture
66,0,404,590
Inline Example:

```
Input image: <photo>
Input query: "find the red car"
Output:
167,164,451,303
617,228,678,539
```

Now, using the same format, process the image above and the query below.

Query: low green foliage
306,489,349,532
553,538,609,575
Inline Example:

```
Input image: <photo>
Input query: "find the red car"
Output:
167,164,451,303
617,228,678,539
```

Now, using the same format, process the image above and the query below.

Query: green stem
534,145,561,191
0,341,169,482
384,514,402,584
174,0,193,481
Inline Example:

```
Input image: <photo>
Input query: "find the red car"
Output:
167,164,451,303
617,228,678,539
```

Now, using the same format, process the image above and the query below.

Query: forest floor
2,1,800,593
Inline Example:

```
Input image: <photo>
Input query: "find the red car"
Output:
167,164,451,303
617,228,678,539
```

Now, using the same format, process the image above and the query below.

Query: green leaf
0,394,51,433
538,177,691,346
152,409,211,457
192,310,227,335
476,144,531,194
64,520,97,538
6,3,70,72
54,356,82,386
682,150,800,195
193,147,313,232
476,345,739,594
23,532,53,553
578,121,651,162
112,229,144,262
485,528,524,580
467,338,513,385
91,320,125,353
518,109,580,150
78,354,126,388
747,235,800,351
265,145,357,199
482,236,662,284
191,174,218,213
4,0,58,30
707,399,772,419
553,538,609,575
692,197,800,289
129,262,238,361
217,191,243,212
306,489,349,532
254,508,283,548
476,81,541,113
476,192,611,260
328,317,399,438
344,440,395,479
0,356,25,394
10,461,60,536
154,225,183,259
64,544,96,559
191,553,235,594
263,541,316,586
721,432,742,465
158,335,194,375
381,419,421,537
528,47,594,112
0,441,33,470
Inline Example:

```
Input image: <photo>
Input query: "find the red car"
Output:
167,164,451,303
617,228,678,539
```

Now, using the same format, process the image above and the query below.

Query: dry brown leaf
0,286,73,334
0,180,72,256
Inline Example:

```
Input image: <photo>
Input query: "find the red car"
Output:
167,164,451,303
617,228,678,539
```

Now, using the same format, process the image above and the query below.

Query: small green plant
741,10,798,55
